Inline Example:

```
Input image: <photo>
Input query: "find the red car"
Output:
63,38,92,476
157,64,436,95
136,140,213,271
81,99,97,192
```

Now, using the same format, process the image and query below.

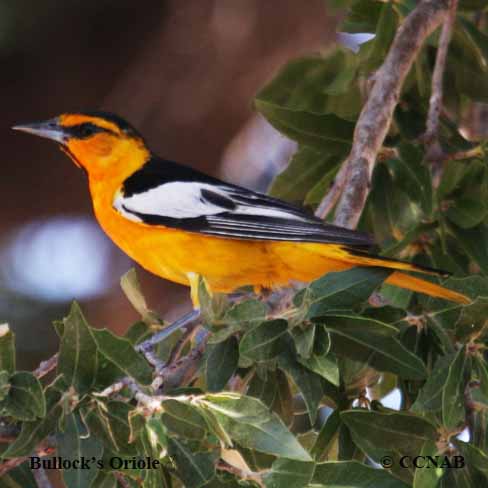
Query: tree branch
425,0,458,143
32,466,53,488
0,442,55,477
424,0,458,183
332,0,450,229
33,353,58,379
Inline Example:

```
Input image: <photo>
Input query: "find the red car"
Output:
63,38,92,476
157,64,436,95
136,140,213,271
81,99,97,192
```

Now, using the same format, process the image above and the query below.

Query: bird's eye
79,124,98,138
72,123,102,139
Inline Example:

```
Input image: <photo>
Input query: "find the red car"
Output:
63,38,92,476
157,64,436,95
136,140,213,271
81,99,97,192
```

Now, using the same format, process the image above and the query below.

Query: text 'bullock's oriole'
13,112,470,307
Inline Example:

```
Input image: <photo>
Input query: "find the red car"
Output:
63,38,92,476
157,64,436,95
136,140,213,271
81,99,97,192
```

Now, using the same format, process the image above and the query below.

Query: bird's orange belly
94,205,351,292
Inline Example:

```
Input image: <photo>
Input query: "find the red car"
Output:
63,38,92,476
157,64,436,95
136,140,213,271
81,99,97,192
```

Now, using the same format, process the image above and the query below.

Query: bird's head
13,112,149,179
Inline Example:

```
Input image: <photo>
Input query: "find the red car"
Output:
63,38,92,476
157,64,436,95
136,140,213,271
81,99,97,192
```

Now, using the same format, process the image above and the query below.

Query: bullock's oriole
13,112,470,307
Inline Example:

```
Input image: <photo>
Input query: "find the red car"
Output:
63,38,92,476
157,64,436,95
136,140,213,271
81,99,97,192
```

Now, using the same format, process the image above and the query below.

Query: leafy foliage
2,1,488,487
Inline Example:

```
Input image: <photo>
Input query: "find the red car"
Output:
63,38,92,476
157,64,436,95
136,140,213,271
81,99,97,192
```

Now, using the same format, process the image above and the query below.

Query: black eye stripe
67,122,115,139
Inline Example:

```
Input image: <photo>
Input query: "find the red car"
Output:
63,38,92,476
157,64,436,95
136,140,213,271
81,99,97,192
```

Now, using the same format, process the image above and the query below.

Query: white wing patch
114,182,309,221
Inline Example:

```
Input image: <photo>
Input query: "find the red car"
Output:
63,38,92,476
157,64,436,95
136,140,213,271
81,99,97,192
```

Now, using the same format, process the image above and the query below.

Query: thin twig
333,0,450,229
158,332,209,392
0,455,30,477
446,146,483,161
217,461,265,488
113,471,132,488
136,309,202,371
424,0,459,145
33,353,58,379
424,0,459,185
94,380,128,398
0,443,55,477
166,322,200,365
32,466,53,488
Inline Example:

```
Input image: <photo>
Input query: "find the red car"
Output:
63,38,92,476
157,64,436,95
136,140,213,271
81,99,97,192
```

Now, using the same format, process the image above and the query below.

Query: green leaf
58,302,98,395
90,328,152,385
269,146,342,203
272,369,294,426
341,409,437,463
455,297,488,341
452,19,488,76
412,353,456,413
3,383,63,458
459,18,488,65
255,52,361,119
0,324,15,374
137,423,172,487
58,412,103,488
205,336,238,392
446,197,488,229
304,161,341,207
437,159,470,200
413,440,444,488
368,163,420,243
454,439,488,478
301,267,392,318
298,352,340,386
0,371,45,420
197,392,312,461
161,399,207,440
449,57,488,103
474,355,488,403
341,0,384,32
311,409,341,461
125,321,152,345
224,299,267,325
198,277,229,326
344,407,431,466
459,0,488,11
0,370,9,401
442,346,468,431
239,319,289,362
84,400,137,456
311,460,409,487
322,315,427,379
209,299,267,344
438,464,486,488
255,98,354,149
0,462,38,488
120,268,159,322
387,143,432,214
263,458,315,488
292,325,315,359
90,471,118,488
362,2,398,72
254,53,357,147
278,348,324,424
247,369,294,426
167,438,216,488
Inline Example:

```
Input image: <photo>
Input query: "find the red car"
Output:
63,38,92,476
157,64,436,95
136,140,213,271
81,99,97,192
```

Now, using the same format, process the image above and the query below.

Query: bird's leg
136,309,201,361
187,272,202,309
137,272,205,368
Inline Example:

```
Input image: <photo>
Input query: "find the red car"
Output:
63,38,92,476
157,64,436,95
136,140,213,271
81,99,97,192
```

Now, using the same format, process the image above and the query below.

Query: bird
13,111,470,310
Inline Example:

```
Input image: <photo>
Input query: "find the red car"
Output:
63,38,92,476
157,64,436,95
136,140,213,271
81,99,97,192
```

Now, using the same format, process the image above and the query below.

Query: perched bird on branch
13,112,470,308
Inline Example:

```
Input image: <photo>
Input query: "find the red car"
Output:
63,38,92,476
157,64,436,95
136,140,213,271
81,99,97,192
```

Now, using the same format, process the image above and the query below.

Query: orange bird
13,112,470,309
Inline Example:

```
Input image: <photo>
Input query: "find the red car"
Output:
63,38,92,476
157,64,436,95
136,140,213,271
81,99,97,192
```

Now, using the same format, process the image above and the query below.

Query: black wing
114,156,374,248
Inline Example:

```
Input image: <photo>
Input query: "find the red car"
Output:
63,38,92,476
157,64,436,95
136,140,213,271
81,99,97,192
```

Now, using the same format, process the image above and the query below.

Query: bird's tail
340,247,470,304
385,271,470,304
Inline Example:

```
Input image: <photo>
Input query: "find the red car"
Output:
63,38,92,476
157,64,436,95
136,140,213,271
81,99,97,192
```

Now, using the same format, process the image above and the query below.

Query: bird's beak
12,117,67,145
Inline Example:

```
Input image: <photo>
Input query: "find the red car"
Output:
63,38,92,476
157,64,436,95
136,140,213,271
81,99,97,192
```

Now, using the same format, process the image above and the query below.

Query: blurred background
1,0,338,368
